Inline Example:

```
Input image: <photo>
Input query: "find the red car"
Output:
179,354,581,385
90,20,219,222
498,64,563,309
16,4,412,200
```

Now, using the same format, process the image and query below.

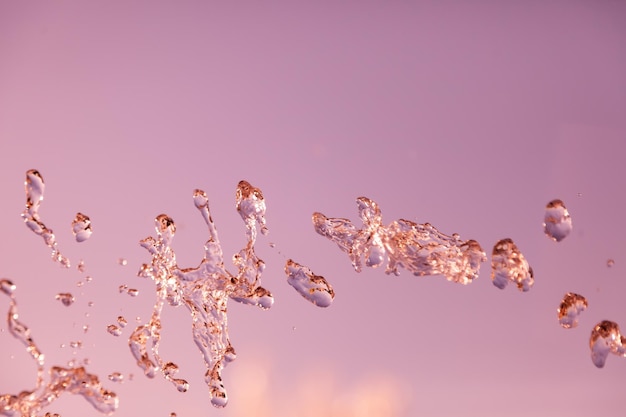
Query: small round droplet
55,293,75,307
118,284,128,293
607,259,615,268
117,316,128,328
108,372,124,383
118,258,128,266
0,279,16,296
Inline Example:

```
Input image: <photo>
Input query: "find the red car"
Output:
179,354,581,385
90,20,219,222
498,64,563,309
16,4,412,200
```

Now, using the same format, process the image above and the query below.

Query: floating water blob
491,238,534,292
557,293,588,329
71,212,92,242
543,199,572,242
0,279,118,415
589,320,626,368
313,197,486,284
285,259,335,307
130,181,273,408
21,170,70,267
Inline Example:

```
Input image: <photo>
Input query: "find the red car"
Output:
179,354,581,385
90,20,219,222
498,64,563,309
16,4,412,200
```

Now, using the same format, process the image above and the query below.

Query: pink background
1,2,625,416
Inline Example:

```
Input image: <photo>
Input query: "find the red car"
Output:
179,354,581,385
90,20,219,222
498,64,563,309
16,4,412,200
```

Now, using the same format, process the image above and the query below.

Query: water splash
0,279,118,416
557,293,588,329
71,213,92,243
312,197,486,283
129,181,273,408
589,320,626,368
285,259,334,307
20,170,70,268
491,239,534,292
543,199,572,242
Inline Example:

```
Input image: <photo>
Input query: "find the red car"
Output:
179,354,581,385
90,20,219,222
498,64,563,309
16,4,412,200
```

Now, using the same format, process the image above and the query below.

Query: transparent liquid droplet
313,197,486,283
543,199,573,242
77,259,86,272
107,324,122,337
607,259,615,268
491,238,534,292
118,258,128,266
285,259,335,307
557,293,588,329
590,320,626,368
126,288,139,297
71,212,92,242
107,372,124,383
117,316,128,328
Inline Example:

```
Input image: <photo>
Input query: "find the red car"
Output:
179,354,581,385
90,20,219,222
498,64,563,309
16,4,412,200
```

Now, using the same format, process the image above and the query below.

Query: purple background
1,2,625,416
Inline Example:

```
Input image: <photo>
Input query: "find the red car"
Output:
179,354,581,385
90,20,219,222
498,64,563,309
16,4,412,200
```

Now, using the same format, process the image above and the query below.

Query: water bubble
557,292,587,329
285,259,335,307
71,212,92,242
589,320,626,368
107,324,122,337
55,293,75,307
313,198,486,283
491,238,534,292
607,259,615,268
543,199,573,242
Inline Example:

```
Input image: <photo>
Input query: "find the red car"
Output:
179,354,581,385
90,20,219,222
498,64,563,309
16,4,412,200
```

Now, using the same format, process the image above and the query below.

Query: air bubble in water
21,170,71,268
543,199,573,242
589,320,626,368
557,293,588,328
285,259,335,307
130,182,273,408
491,238,534,292
71,212,92,242
313,197,486,283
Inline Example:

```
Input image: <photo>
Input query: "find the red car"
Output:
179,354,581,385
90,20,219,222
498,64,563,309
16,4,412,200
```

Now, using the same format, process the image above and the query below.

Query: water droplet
170,413,177,417
313,198,486,283
55,293,75,307
76,281,84,288
590,320,626,368
118,284,128,293
69,340,82,349
71,212,92,242
118,258,128,266
77,259,86,272
107,324,122,337
543,199,573,242
558,293,588,329
87,301,94,307
491,238,534,292
126,288,139,297
269,242,276,248
85,275,93,283
108,372,124,383
285,259,335,307
1,279,16,296
82,324,89,333
607,259,615,268
117,316,128,328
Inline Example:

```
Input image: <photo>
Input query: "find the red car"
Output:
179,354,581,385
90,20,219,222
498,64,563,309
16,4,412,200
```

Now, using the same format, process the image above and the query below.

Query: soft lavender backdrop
1,2,625,416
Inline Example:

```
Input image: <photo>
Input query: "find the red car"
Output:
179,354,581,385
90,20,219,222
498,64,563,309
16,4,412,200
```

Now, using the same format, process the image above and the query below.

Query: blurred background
1,1,625,416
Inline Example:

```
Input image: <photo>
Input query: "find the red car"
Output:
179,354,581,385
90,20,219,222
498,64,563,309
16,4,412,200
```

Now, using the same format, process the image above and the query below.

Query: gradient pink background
1,2,625,416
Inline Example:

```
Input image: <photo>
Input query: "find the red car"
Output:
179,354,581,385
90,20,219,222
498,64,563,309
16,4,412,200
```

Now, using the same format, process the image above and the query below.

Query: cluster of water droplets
129,181,274,408
313,197,487,284
0,279,118,416
543,199,573,242
589,320,626,368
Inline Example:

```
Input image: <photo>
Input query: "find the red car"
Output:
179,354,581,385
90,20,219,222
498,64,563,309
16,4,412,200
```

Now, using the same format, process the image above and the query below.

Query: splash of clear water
312,197,486,284
285,259,335,307
129,181,273,408
557,293,588,329
20,170,70,268
491,238,534,292
0,279,118,416
543,199,572,242
71,213,92,243
589,320,626,368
